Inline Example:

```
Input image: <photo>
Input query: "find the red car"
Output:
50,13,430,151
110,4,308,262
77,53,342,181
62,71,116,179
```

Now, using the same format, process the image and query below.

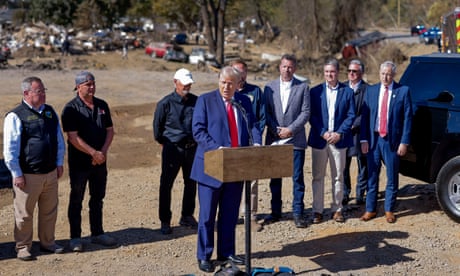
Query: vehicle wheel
435,156,460,223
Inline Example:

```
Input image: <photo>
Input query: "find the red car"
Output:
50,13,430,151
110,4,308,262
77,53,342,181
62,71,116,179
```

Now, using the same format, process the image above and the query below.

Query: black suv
399,53,460,222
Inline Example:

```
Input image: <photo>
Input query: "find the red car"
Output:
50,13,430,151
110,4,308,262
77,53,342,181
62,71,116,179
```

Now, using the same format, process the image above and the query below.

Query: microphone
231,99,253,146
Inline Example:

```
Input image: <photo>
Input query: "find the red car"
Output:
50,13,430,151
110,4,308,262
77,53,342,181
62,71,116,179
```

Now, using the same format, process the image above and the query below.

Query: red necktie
226,101,238,147
379,86,389,137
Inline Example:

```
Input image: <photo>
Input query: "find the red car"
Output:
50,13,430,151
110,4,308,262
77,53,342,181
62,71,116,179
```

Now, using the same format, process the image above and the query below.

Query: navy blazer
264,77,310,148
360,82,412,151
190,90,262,188
308,82,356,149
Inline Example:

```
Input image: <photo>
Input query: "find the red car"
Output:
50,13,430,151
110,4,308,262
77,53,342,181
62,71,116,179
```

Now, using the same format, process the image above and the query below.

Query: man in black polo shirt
61,71,116,252
153,68,198,235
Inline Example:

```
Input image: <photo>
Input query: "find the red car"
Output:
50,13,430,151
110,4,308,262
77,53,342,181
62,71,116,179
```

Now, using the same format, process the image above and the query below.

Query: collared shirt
153,91,197,144
375,83,393,132
61,95,113,168
349,80,362,92
279,77,292,114
326,82,339,131
224,97,240,137
3,100,65,178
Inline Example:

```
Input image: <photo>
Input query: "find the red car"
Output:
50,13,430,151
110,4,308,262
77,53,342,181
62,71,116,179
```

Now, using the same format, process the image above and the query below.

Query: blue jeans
269,149,305,217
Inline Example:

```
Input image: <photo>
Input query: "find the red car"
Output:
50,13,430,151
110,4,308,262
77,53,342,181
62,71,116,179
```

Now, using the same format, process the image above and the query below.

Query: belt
173,140,197,149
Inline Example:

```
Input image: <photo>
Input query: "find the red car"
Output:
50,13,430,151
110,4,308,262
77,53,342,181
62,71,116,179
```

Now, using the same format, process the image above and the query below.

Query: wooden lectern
204,144,293,273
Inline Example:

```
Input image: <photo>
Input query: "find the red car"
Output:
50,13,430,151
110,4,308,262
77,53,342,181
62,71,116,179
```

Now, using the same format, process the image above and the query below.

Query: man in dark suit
360,60,413,223
191,66,262,273
308,58,355,224
343,59,368,205
231,59,266,232
263,54,310,228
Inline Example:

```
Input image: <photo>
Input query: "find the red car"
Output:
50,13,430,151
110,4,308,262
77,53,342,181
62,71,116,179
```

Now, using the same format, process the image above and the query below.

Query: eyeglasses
29,88,47,94
347,69,359,73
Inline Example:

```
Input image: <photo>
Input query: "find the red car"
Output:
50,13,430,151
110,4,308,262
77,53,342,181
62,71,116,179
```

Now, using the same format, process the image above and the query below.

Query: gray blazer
264,77,310,149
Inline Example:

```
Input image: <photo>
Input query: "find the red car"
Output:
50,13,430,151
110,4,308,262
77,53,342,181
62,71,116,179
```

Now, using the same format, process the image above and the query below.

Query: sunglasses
347,69,359,73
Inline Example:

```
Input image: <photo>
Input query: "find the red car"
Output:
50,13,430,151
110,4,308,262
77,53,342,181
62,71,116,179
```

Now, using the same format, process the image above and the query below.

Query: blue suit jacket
308,82,356,149
360,82,412,151
191,90,262,188
264,77,310,148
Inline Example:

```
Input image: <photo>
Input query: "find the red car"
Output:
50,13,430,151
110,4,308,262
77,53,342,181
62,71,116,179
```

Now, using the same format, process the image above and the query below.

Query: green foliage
25,0,142,29
152,0,200,30
28,0,79,26
427,0,459,25
127,0,154,19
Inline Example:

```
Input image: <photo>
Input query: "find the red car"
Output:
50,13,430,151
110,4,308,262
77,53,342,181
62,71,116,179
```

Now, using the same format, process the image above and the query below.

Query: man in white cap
153,68,198,234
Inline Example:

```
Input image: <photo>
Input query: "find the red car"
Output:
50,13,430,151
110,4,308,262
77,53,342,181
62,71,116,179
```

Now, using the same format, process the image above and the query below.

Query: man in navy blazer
308,58,355,224
263,54,310,228
360,61,412,224
191,66,262,273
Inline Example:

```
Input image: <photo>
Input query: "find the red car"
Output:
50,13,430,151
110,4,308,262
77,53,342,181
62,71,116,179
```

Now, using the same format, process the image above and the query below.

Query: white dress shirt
326,82,339,131
280,78,292,114
375,83,393,132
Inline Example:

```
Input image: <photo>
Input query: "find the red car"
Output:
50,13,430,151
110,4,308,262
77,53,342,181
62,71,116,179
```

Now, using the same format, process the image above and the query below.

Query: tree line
2,0,458,64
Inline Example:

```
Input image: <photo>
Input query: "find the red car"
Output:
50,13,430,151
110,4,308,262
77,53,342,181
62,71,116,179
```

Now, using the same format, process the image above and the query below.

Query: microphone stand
232,99,253,274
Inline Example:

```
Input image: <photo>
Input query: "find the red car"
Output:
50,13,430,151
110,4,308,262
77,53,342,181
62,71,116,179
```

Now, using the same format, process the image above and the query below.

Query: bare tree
198,0,227,65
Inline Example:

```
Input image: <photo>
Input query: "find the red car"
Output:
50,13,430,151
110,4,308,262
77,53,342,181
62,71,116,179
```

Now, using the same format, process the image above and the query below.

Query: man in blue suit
308,58,355,224
360,61,412,224
191,66,262,273
263,54,310,228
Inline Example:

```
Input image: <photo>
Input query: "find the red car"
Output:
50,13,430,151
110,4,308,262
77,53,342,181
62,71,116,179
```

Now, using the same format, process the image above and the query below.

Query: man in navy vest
3,76,66,260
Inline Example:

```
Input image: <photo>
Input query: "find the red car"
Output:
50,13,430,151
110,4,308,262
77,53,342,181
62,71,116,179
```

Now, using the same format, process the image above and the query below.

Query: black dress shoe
293,216,308,228
355,198,365,205
160,223,172,235
262,214,280,225
198,259,214,273
222,254,245,265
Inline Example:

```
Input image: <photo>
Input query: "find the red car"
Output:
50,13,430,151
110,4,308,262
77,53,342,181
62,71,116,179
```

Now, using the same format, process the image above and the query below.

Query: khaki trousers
13,169,58,251
311,145,346,214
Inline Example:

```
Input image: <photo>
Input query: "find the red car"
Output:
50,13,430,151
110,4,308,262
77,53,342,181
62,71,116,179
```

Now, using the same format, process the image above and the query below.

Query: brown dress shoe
333,211,345,223
312,212,323,224
385,212,396,223
360,212,377,221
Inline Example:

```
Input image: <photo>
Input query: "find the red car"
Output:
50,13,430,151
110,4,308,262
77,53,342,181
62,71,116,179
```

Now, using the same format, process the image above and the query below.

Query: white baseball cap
174,68,194,85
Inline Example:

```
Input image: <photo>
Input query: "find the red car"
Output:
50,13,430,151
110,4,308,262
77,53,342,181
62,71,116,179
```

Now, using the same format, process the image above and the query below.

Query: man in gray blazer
263,54,310,228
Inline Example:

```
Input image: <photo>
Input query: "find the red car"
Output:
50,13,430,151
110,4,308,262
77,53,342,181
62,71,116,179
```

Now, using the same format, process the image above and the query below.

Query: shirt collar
280,77,293,87
23,99,44,112
327,81,339,90
349,80,362,91
382,82,394,91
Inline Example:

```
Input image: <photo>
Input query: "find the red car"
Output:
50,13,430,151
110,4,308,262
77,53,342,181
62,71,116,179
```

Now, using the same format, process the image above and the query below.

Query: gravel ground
0,50,459,275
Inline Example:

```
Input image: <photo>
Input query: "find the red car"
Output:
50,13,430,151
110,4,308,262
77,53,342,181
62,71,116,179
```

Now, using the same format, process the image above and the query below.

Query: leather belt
173,140,197,149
